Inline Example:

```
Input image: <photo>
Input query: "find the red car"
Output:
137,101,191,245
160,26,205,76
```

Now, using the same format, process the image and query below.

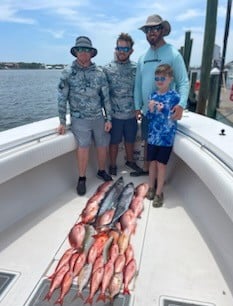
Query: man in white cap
57,36,113,196
130,14,189,177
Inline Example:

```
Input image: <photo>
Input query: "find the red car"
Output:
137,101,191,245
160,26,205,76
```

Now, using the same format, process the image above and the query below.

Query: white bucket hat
139,14,171,36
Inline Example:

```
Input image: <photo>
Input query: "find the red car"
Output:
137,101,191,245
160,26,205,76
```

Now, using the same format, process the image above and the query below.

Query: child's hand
156,102,164,111
148,100,156,112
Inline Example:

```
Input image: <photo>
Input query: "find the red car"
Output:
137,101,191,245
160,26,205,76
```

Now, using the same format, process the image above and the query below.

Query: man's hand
56,124,66,135
135,110,142,120
171,105,184,120
105,121,112,132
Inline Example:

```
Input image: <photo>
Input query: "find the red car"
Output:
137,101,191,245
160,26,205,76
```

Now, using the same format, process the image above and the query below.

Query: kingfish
110,182,135,226
94,176,124,219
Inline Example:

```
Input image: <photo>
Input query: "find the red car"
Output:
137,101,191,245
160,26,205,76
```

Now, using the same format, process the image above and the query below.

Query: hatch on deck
28,278,131,306
160,295,215,306
0,271,18,302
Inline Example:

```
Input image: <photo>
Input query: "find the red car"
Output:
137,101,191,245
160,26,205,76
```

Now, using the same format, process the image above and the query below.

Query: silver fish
83,224,96,254
95,176,124,219
77,263,93,299
110,182,135,225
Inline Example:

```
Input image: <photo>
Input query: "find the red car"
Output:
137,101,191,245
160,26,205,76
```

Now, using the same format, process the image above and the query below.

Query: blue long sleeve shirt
134,43,190,115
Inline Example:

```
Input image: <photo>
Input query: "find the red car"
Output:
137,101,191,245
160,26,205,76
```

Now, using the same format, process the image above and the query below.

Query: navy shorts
110,117,138,145
147,144,173,165
71,117,110,148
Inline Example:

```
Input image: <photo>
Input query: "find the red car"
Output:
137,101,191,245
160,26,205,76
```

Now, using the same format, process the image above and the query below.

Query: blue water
0,69,61,131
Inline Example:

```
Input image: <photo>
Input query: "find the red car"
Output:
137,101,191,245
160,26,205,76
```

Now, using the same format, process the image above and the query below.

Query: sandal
146,187,155,200
152,193,164,208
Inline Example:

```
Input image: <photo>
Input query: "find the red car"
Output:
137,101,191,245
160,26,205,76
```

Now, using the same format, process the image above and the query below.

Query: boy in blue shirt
146,64,180,207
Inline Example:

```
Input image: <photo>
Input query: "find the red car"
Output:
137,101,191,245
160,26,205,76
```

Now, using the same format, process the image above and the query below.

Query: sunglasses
145,25,163,34
115,46,131,53
155,76,166,82
76,47,92,53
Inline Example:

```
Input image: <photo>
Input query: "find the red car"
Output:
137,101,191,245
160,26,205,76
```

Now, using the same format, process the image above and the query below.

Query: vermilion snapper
114,253,126,273
44,264,70,301
96,259,114,303
120,209,137,235
117,229,130,255
85,266,104,304
108,242,119,263
68,222,86,251
130,195,144,218
134,182,149,198
123,258,137,295
108,271,123,302
48,247,75,280
54,270,73,305
125,244,134,266
73,252,87,277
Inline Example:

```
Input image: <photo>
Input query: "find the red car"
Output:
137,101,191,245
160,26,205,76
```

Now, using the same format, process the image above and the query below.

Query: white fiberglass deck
1,112,233,306
0,171,232,306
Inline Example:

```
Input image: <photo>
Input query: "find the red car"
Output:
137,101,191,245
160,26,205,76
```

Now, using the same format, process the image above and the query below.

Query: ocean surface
0,69,62,132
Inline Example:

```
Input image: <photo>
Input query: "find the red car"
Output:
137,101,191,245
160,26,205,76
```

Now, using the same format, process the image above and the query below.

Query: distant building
213,44,221,68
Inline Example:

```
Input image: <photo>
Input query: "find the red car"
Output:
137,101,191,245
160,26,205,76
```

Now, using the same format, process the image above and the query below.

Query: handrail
177,127,233,173
0,129,58,154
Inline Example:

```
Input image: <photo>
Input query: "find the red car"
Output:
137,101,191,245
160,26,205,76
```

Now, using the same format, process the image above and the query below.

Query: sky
0,0,232,67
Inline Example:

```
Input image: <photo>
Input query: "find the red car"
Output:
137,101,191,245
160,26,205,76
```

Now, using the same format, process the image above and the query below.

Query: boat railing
0,129,59,154
177,127,233,173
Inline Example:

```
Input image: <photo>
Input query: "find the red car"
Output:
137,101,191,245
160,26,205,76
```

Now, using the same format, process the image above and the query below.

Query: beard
146,32,164,48
116,53,130,62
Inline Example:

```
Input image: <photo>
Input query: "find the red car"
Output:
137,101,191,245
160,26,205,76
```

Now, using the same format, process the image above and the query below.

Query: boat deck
0,169,232,306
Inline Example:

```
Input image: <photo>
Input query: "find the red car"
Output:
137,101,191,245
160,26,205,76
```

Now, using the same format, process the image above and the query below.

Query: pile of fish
44,177,149,305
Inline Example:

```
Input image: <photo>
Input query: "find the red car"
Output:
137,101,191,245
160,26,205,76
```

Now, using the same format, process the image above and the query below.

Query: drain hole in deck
0,272,16,297
28,278,130,306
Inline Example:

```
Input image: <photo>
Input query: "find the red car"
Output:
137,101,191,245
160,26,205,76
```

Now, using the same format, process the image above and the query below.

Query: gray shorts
71,117,110,148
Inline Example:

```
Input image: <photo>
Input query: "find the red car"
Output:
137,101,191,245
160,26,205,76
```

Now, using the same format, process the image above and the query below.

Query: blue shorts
71,117,110,148
110,117,138,145
141,116,149,141
147,144,173,165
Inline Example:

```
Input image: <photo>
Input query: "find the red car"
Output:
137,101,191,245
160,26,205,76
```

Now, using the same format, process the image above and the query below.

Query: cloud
0,4,36,24
176,9,205,21
40,28,65,39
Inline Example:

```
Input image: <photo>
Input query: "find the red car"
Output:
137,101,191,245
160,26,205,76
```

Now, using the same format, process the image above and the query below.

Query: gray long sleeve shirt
58,60,112,125
103,60,136,119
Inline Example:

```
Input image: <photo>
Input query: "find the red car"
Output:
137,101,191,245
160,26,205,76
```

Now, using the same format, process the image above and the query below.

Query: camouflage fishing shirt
103,60,136,119
58,60,111,125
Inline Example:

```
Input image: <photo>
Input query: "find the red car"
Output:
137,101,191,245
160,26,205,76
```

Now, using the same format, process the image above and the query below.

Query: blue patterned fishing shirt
146,90,180,146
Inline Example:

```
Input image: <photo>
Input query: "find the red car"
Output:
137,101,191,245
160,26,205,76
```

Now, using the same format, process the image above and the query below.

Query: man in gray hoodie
57,36,112,196
104,33,142,176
